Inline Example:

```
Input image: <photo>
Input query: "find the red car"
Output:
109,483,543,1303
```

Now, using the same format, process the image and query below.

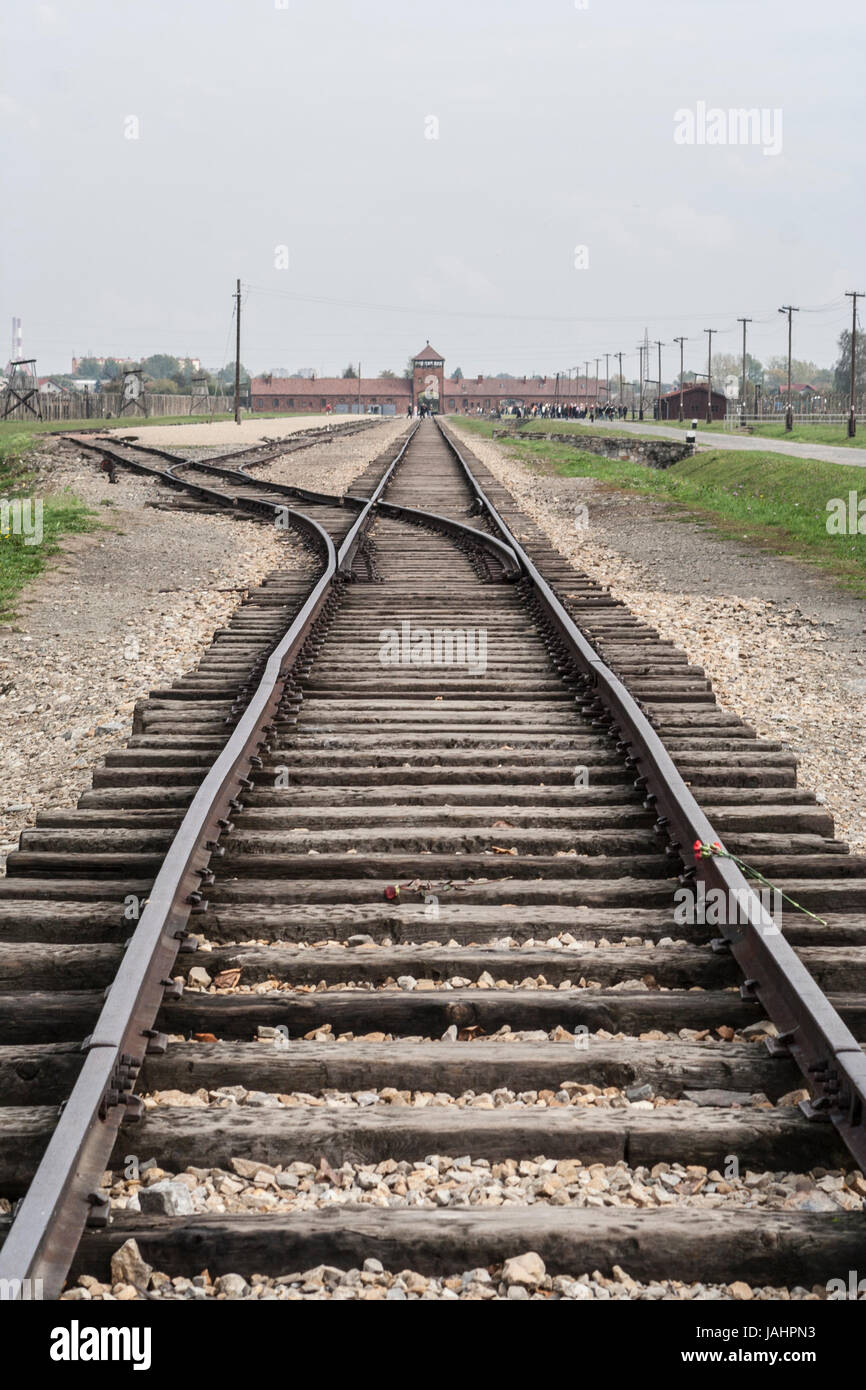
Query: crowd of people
500,402,630,422
406,401,633,421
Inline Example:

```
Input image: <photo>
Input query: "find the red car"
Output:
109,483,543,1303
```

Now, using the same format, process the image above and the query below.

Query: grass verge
467,417,667,444
0,431,98,621
450,418,866,594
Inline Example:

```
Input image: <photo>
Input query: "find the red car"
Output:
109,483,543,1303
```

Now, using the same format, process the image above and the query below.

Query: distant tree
763,356,787,392
402,358,415,381
709,352,765,399
142,354,181,381
764,355,825,391
74,356,101,379
150,378,179,394
101,359,124,381
833,330,866,397
810,366,834,389
710,353,741,382
172,363,195,390
452,366,464,381
342,364,358,379
745,354,764,385
379,368,397,379
790,359,823,383
217,362,250,390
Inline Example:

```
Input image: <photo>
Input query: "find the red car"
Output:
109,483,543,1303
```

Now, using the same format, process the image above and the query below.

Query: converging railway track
2,418,866,1301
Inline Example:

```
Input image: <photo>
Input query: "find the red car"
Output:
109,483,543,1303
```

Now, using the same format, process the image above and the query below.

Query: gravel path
115,414,387,448
580,418,866,469
450,422,866,854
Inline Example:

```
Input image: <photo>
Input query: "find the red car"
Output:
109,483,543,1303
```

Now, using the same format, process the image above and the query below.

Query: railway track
2,417,866,1302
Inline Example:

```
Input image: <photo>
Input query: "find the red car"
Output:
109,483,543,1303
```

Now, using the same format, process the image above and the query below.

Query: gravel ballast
61,1240,841,1300
449,421,866,854
0,422,405,869
91,1154,862,1218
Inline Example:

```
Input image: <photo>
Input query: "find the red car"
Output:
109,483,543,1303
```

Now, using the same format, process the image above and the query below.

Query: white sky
1,0,863,381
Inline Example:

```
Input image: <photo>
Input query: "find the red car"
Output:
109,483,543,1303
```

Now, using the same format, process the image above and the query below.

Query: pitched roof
660,383,726,400
251,376,411,397
412,343,444,361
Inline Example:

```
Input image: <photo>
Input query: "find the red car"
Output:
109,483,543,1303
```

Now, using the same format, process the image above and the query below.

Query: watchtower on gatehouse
412,342,445,413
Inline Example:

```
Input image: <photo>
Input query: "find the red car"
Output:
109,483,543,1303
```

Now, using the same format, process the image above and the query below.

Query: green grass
0,431,98,620
450,418,866,593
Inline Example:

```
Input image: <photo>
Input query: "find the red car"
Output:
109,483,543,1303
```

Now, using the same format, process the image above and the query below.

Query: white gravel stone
65,1252,837,1301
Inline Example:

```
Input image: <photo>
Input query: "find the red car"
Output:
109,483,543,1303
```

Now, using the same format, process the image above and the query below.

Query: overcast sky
1,0,863,380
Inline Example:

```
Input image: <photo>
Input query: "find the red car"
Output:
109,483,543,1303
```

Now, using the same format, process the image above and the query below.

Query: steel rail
0,507,335,1298
113,437,361,509
436,418,866,1168
18,412,860,1297
375,499,522,581
337,423,419,573
167,456,363,511
0,423,420,1297
64,435,395,518
63,436,358,519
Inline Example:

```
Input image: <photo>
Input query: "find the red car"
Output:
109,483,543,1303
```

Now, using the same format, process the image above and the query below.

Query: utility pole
845,291,863,438
739,318,750,425
584,360,589,411
604,353,610,406
703,328,716,423
358,362,362,414
594,357,600,408
654,341,664,420
778,305,799,431
637,344,645,420
673,337,688,421
234,278,242,425
616,352,624,411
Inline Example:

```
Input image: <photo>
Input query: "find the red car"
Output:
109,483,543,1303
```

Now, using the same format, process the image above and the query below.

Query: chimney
476,374,483,384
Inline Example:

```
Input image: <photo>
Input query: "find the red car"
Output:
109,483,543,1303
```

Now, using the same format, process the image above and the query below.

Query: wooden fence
0,392,234,423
